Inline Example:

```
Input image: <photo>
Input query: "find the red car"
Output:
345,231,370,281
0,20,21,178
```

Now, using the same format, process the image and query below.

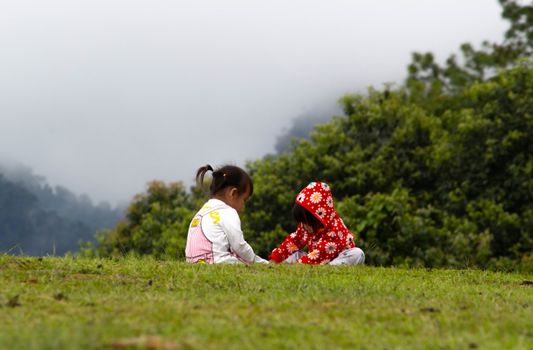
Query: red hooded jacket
269,182,356,264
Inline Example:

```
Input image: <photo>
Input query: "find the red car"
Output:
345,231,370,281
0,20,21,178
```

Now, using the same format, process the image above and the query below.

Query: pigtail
210,170,227,194
196,164,214,192
194,164,253,198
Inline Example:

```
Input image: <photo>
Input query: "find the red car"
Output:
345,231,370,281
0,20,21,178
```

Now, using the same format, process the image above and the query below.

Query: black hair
292,202,322,230
196,164,254,197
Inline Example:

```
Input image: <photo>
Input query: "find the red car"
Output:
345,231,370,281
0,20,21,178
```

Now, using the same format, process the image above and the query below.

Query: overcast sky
0,0,508,205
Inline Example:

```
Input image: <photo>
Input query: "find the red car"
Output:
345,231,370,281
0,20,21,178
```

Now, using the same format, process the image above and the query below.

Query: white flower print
327,231,336,238
310,192,322,204
296,193,306,203
286,242,298,253
322,183,330,191
346,234,354,245
290,232,297,238
337,231,344,239
326,196,334,208
307,182,317,189
316,207,326,219
330,212,337,221
325,242,337,254
307,250,320,260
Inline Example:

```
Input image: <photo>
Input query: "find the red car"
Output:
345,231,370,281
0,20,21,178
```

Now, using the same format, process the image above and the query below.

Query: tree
94,0,533,270
243,63,532,269
406,0,532,104
93,181,197,258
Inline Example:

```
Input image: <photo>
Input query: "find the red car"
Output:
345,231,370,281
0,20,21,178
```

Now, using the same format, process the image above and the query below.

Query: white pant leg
285,251,307,263
329,247,365,265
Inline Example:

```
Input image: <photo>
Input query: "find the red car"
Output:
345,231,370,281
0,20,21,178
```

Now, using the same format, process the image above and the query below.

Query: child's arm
269,224,307,263
298,232,345,265
222,209,268,264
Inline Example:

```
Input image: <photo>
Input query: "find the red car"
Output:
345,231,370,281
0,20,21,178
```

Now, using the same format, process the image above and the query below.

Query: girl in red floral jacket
269,182,365,265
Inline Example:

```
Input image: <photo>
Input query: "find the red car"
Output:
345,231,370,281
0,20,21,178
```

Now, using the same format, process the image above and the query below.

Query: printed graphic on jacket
270,182,356,264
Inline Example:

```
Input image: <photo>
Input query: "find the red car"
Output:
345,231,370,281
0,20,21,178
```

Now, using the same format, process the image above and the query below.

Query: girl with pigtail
185,164,268,264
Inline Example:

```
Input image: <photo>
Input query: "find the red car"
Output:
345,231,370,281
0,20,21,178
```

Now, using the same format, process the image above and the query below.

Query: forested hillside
0,164,123,255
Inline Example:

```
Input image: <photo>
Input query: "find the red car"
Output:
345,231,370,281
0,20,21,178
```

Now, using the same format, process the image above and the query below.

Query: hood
295,181,337,228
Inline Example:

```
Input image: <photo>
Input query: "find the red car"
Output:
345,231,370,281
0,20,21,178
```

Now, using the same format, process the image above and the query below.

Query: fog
0,0,508,205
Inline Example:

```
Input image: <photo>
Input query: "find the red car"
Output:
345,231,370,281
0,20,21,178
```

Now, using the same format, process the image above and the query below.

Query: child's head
293,181,336,232
196,164,253,213
292,202,323,232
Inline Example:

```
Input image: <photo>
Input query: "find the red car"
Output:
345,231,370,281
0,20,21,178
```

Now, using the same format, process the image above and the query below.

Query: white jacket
198,199,267,264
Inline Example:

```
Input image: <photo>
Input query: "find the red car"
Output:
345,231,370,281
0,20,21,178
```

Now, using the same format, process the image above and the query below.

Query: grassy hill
0,254,532,350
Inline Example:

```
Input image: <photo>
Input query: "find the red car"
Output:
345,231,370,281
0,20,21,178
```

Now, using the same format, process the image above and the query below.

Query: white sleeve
220,209,268,264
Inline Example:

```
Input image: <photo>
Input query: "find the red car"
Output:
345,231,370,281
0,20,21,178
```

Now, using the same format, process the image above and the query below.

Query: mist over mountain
0,101,336,256
275,105,341,154
0,161,123,255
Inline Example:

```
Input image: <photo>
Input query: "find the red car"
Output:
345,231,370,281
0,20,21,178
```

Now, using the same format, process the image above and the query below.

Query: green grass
0,254,532,350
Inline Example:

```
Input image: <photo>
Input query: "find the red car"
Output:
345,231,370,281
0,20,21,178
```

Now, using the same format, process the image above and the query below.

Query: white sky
0,0,508,205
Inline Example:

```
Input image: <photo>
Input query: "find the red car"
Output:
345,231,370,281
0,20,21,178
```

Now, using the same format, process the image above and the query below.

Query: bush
89,181,196,259
242,64,532,270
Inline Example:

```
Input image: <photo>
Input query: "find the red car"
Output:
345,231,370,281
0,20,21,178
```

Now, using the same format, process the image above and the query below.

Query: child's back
185,165,267,264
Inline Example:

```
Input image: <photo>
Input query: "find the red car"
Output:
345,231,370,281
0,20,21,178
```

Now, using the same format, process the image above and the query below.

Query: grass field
0,254,532,350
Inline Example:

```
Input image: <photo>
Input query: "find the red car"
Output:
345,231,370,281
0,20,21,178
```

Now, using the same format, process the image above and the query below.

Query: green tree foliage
244,63,532,269
406,0,532,101
95,0,532,270
90,181,197,259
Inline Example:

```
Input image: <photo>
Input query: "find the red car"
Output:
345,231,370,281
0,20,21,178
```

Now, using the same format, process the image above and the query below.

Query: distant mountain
275,106,341,154
0,162,123,255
